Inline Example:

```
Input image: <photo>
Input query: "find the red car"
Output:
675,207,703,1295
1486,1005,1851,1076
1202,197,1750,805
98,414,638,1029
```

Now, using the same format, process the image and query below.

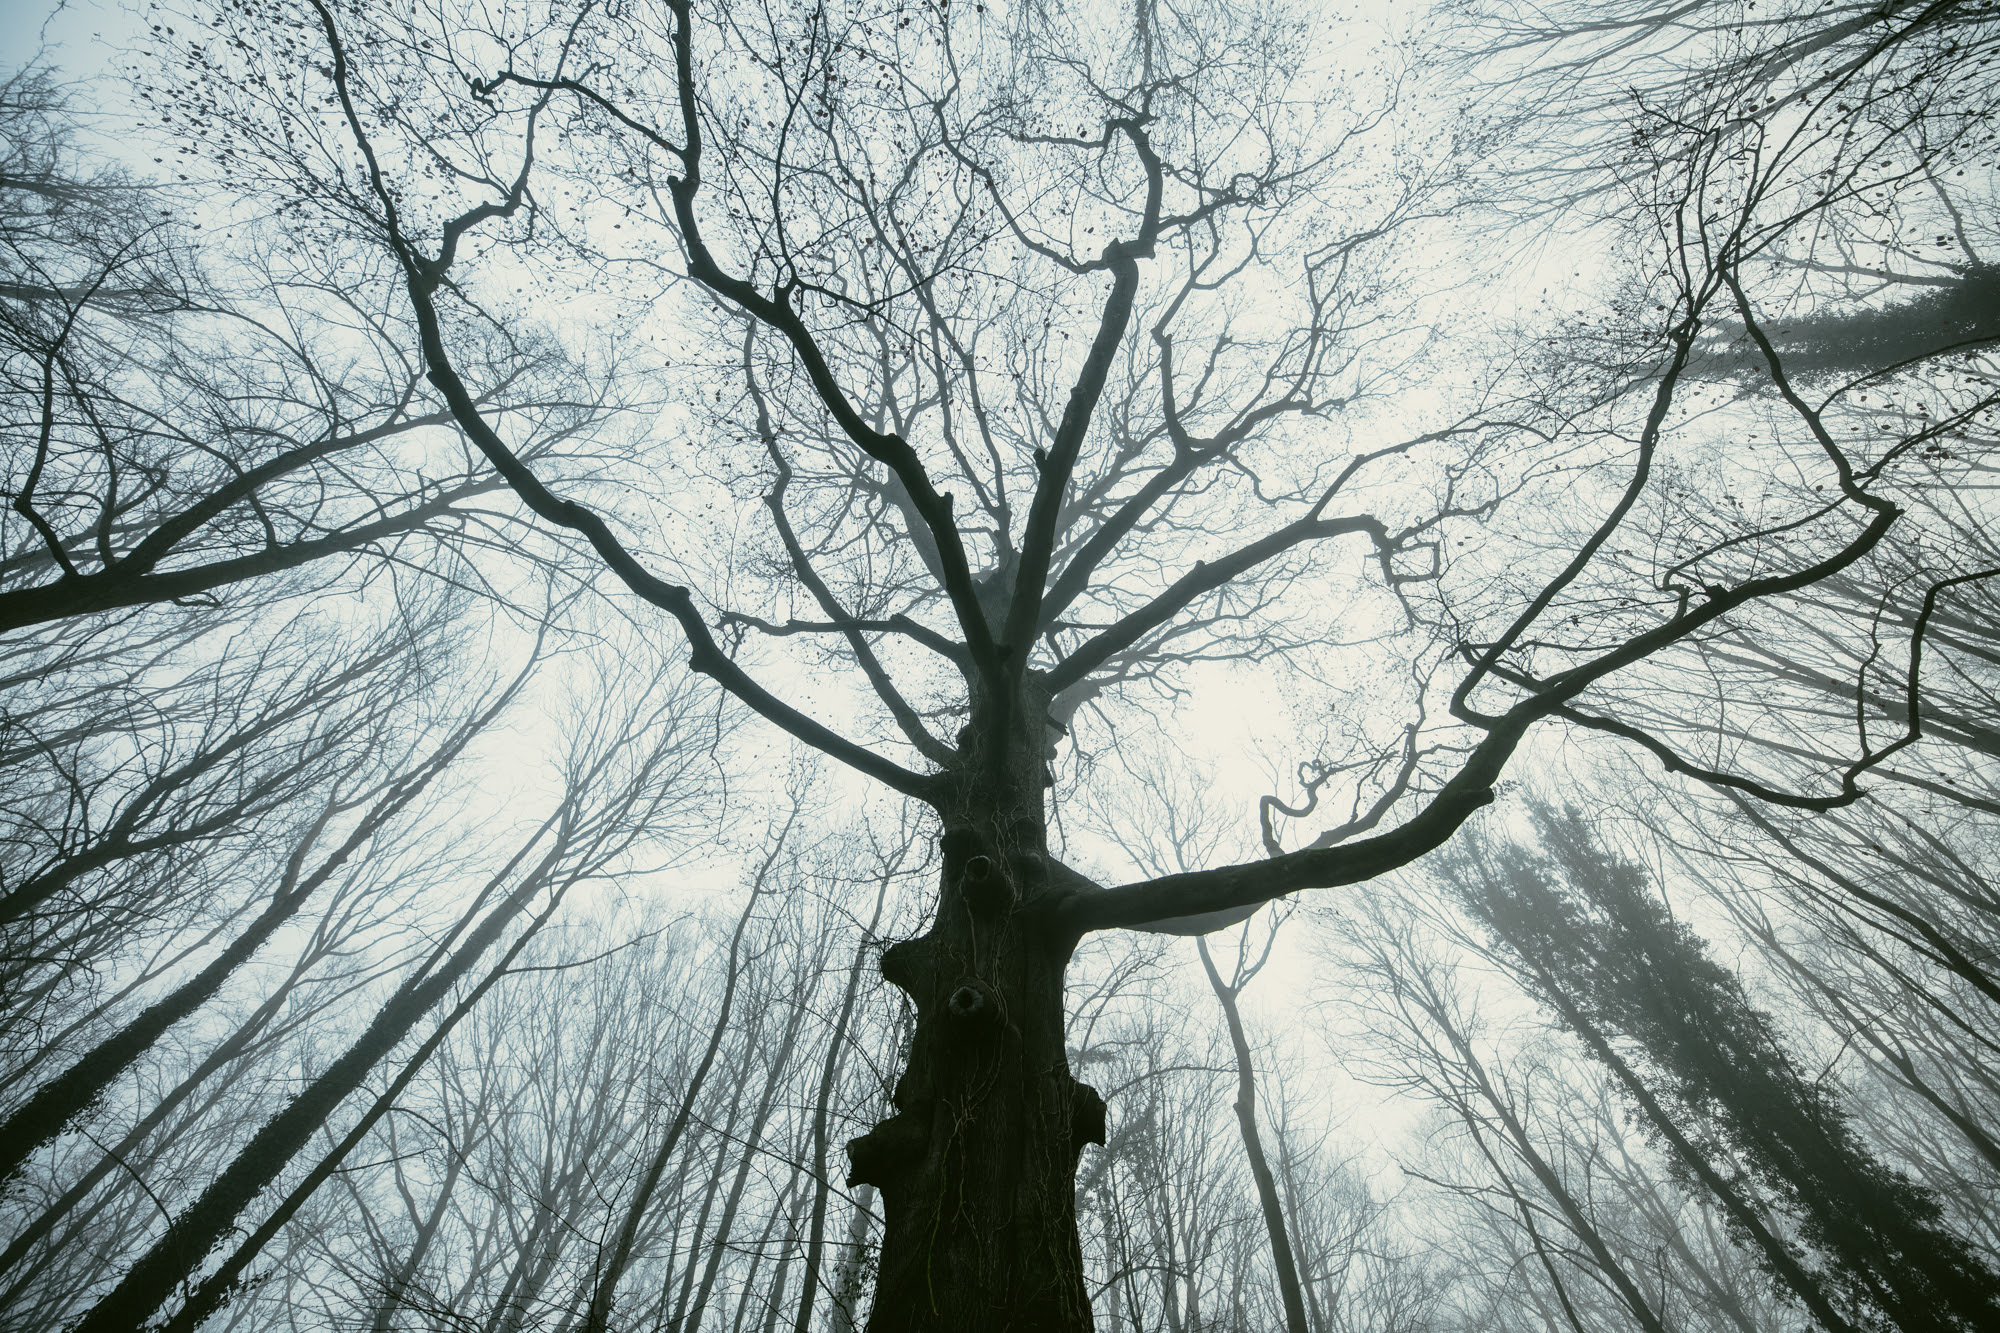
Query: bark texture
848,816,1103,1333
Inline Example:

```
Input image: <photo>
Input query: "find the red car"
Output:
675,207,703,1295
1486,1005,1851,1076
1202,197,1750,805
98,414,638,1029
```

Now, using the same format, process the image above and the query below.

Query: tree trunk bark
829,1184,876,1333
846,813,1103,1333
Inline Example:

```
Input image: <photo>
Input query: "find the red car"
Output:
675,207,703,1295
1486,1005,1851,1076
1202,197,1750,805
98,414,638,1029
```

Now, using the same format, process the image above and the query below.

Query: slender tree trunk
670,1032,758,1331
582,879,767,1333
367,1149,467,1333
2,796,377,1183
482,1212,548,1333
1648,1194,1763,1333
1099,1186,1131,1333
795,871,892,1333
749,1168,802,1333
0,940,314,1286
845,808,1104,1333
1156,1182,1185,1333
1429,1013,1672,1333
0,904,232,1099
157,873,577,1333
69,838,569,1333
1196,937,1309,1333
759,1250,795,1333
1271,1134,1331,1333
1471,1128,1592,1333
497,1170,588,1333
1750,917,2000,1173
1730,796,2000,1006
0,657,520,1181
685,992,809,1333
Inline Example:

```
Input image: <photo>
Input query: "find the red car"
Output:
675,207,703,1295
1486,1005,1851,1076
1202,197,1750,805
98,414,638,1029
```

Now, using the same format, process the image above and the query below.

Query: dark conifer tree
1449,806,2000,1333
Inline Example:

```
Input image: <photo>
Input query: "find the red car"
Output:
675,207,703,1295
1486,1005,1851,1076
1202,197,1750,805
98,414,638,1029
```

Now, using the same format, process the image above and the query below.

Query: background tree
1440,805,2000,1332
1319,877,1810,1333
0,66,623,634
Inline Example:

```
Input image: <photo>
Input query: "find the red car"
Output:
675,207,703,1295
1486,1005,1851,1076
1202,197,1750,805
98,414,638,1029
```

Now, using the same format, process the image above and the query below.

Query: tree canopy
3,1,1997,1330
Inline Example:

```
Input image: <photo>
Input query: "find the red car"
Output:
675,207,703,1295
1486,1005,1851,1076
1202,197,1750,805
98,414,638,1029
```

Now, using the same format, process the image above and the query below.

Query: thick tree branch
717,613,969,668
1004,119,1165,663
656,0,997,669
0,478,499,635
1056,720,1519,934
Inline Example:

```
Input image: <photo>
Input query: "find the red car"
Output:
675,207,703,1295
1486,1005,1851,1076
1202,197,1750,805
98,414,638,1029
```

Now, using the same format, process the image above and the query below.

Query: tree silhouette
51,0,2000,1325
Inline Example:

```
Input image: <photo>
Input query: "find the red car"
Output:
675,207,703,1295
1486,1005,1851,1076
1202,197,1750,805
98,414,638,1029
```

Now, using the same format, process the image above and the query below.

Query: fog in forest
2,1,1997,1330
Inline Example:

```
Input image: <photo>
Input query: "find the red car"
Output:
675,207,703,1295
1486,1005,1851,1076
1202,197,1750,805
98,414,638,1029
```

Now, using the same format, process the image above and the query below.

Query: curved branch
1056,720,1519,934
1451,311,1705,726
657,1,995,670
1560,563,2000,809
312,0,935,801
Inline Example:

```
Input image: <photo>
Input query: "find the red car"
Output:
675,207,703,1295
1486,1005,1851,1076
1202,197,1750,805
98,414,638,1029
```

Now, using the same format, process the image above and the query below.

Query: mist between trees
1,0,1997,1329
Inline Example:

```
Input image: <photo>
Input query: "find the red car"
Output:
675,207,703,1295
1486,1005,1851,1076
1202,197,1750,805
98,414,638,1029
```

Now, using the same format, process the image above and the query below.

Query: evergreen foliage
1449,806,2000,1333
1703,264,2000,380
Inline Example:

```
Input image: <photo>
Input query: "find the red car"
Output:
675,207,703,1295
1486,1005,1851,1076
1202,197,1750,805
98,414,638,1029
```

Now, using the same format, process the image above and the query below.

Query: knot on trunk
944,978,1002,1035
879,939,925,992
846,1112,927,1190
960,854,1017,915
1008,848,1046,888
940,826,984,870
1070,1081,1107,1152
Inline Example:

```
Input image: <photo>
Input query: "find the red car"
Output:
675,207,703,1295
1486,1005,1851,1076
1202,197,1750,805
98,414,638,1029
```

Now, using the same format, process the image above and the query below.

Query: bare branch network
2,0,1995,1329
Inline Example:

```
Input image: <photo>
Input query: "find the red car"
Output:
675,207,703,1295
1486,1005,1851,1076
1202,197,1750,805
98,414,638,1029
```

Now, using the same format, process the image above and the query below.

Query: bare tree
579,834,779,1333
1433,807,2000,1331
1323,889,1700,1333
0,67,633,635
44,0,1997,1322
1082,742,1315,1330
0,622,721,1331
0,621,539,1186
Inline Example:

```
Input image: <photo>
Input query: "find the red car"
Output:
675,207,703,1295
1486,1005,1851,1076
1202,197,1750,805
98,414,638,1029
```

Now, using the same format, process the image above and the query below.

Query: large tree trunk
846,804,1104,1333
